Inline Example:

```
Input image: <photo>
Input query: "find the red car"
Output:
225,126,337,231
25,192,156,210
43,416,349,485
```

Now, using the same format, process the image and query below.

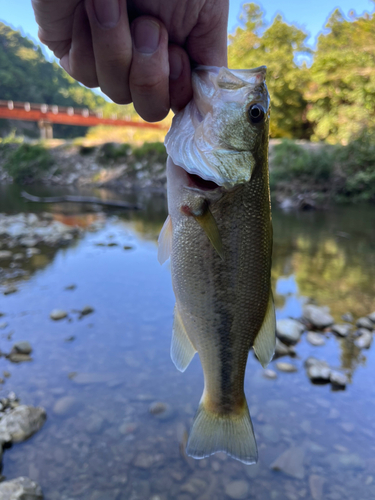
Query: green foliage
0,23,105,138
228,4,312,139
307,9,375,143
4,143,53,183
270,140,333,185
132,142,167,163
334,129,375,201
98,142,131,162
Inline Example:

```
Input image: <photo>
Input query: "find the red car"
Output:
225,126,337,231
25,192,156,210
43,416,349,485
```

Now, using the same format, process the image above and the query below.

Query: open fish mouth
186,172,221,192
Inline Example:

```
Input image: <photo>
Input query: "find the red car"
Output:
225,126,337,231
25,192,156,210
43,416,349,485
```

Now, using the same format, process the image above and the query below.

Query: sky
0,0,373,61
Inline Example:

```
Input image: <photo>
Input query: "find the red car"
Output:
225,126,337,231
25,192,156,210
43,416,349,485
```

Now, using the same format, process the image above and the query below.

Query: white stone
0,405,46,443
303,305,334,329
276,318,304,344
0,477,43,499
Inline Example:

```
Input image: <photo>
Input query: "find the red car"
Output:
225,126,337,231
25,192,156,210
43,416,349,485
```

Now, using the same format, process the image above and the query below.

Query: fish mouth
186,172,221,191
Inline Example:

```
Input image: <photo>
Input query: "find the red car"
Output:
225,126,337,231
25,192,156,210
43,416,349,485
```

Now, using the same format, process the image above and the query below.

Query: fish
158,65,275,464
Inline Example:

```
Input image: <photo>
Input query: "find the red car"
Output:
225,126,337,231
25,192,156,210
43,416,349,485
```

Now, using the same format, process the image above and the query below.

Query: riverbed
0,184,374,500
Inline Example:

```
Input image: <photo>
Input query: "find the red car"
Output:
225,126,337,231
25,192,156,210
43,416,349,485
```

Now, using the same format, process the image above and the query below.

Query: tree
228,3,312,138
307,8,375,144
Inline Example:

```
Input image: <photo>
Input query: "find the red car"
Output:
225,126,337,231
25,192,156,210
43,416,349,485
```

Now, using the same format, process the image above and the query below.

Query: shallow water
0,185,375,500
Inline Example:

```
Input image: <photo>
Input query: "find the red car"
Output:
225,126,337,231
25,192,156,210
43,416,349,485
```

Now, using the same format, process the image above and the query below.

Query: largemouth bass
158,66,275,464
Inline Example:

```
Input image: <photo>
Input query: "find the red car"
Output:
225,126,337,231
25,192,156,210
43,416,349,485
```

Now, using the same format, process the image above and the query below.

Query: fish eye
248,104,265,124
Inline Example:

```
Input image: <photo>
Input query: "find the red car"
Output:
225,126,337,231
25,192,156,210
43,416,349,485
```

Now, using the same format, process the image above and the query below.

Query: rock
271,446,305,479
303,305,334,329
80,305,94,316
3,371,11,378
26,248,41,257
149,402,173,420
70,372,116,384
53,396,79,416
0,405,46,443
134,452,164,469
306,332,326,346
13,253,24,261
330,371,348,389
0,477,43,499
309,475,325,500
8,353,32,363
276,319,304,344
304,357,331,383
86,415,104,434
367,311,375,323
0,321,8,329
12,341,32,355
263,369,278,379
274,338,295,358
276,362,298,373
331,324,352,337
0,251,12,259
356,317,374,330
260,424,279,443
4,287,18,295
123,245,133,250
64,284,76,291
354,330,372,349
341,312,353,322
225,480,250,499
326,453,365,470
50,309,68,320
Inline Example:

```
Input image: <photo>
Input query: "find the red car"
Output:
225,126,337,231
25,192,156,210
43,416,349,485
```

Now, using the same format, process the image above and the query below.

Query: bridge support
38,120,53,139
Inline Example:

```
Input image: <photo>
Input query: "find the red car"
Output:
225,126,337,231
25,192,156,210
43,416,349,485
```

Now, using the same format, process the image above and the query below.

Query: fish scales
159,65,275,464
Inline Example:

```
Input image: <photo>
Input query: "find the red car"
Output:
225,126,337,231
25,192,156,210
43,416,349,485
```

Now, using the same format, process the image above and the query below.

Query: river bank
2,135,373,209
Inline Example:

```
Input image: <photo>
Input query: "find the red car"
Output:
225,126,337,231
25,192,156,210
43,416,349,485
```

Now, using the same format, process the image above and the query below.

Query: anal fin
171,306,196,372
158,214,172,264
253,291,276,368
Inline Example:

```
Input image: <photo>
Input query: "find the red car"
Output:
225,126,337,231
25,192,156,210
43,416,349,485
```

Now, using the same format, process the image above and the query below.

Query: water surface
0,185,374,500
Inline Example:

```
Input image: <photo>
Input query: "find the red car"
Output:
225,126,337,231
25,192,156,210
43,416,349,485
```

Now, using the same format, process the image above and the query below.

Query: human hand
31,0,229,122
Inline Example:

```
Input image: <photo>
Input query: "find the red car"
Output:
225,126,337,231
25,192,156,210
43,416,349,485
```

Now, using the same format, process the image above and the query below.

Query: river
0,184,374,500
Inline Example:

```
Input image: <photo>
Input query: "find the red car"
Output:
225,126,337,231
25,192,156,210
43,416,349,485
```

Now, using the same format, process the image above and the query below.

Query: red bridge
0,100,168,139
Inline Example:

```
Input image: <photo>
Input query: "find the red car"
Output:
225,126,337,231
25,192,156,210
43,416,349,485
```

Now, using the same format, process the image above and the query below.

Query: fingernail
93,0,120,28
169,51,182,80
133,19,160,54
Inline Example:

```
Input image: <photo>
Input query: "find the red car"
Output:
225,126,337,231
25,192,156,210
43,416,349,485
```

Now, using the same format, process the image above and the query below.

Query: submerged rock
225,480,250,499
330,371,348,389
356,317,374,330
80,305,94,316
367,311,375,323
263,369,278,380
0,405,46,443
149,402,173,420
354,330,372,349
12,341,32,355
309,475,325,500
271,446,305,479
341,312,353,323
50,309,68,320
276,362,298,373
8,353,32,363
53,396,80,416
331,324,352,337
274,338,295,358
0,251,12,259
306,332,326,346
303,305,334,329
305,357,331,383
276,319,304,344
0,477,43,500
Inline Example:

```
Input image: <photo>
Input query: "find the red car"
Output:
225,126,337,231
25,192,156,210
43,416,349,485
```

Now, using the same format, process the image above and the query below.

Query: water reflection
0,187,374,500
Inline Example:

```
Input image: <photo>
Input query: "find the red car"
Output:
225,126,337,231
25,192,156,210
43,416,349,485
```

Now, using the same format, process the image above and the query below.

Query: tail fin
186,398,258,464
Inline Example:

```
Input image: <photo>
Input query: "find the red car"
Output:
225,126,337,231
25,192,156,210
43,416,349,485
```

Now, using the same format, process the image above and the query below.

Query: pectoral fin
253,291,276,368
158,215,172,265
171,305,197,372
194,209,224,260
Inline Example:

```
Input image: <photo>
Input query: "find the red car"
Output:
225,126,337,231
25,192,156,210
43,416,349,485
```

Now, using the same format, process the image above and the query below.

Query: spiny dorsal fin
253,291,276,368
171,305,197,372
158,215,172,265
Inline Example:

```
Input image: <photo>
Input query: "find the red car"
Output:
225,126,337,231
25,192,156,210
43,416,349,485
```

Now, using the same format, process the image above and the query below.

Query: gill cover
165,66,270,189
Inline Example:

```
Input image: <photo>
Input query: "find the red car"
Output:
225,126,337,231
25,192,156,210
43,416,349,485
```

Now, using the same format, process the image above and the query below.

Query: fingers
129,17,170,122
61,2,98,88
85,0,132,104
169,45,193,114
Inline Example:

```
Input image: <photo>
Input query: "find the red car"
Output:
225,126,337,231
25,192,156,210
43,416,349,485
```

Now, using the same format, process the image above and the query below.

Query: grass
3,143,53,184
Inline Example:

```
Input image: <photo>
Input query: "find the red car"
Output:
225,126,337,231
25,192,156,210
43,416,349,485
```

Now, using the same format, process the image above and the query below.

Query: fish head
165,66,270,189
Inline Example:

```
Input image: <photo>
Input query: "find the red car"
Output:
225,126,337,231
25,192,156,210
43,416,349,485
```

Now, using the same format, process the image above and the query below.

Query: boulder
331,324,352,337
276,319,304,344
0,477,43,500
354,330,372,349
0,405,46,443
303,305,334,329
356,317,374,330
304,357,331,383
